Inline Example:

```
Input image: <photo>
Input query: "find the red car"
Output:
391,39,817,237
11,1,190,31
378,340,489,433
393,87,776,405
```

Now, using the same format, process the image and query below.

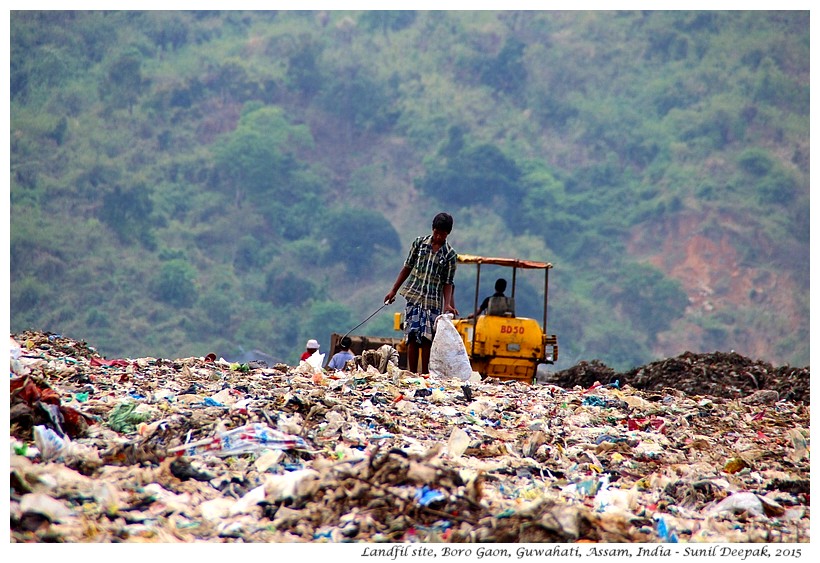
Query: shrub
151,259,197,307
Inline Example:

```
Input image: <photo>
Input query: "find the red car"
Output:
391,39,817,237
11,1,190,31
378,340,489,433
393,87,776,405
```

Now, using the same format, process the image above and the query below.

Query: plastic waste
92,482,122,514
12,439,37,458
575,478,601,496
107,400,149,433
709,491,765,517
230,484,266,515
32,425,102,465
592,473,612,511
20,492,74,522
9,328,811,544
655,514,679,542
168,423,309,457
264,468,321,501
447,427,470,458
414,485,446,507
230,398,253,413
10,336,22,360
89,357,130,368
137,419,168,437
199,497,235,522
788,427,808,461
170,457,215,481
209,388,238,405
152,388,176,403
593,476,637,514
141,483,191,513
254,450,285,472
723,457,748,474
33,425,68,461
38,402,66,436
582,395,609,407
305,351,325,373
429,314,472,381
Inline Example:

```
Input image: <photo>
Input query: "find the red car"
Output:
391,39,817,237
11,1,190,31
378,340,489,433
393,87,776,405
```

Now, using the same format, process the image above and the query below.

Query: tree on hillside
212,105,315,208
100,182,156,248
320,207,402,277
317,63,398,135
151,259,198,308
143,12,190,53
419,134,524,209
264,270,318,307
285,35,324,99
480,37,527,97
360,11,417,37
100,48,147,115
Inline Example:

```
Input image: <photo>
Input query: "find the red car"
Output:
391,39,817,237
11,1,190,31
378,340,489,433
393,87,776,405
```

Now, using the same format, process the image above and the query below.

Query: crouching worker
358,344,399,374
328,336,355,371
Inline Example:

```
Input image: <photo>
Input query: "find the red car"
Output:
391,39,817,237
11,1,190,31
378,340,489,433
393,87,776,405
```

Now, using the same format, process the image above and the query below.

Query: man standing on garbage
385,212,458,374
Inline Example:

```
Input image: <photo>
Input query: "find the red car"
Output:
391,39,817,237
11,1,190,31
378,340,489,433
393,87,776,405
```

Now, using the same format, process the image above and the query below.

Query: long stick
342,302,390,339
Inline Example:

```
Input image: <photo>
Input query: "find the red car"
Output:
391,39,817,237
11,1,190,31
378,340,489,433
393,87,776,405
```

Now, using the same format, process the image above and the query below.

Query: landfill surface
9,330,810,544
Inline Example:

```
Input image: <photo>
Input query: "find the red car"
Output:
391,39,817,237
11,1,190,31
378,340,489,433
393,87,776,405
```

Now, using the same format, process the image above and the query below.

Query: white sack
429,313,472,381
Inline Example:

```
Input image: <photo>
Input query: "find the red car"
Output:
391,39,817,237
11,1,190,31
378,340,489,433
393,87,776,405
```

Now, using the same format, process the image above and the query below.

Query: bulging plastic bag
429,313,472,381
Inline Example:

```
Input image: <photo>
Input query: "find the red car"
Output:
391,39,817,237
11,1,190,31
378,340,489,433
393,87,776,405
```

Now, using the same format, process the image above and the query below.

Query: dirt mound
548,351,810,404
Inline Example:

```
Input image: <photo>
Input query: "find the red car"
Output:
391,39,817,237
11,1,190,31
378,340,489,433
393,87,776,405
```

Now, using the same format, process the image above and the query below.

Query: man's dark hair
432,212,453,233
494,278,507,292
340,336,352,349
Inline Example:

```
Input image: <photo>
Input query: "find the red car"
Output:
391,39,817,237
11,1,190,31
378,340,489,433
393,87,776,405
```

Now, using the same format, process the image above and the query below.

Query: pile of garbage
9,331,810,543
548,351,810,404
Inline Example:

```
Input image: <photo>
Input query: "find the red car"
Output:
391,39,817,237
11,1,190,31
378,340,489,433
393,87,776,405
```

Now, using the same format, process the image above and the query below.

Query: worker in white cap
300,339,320,362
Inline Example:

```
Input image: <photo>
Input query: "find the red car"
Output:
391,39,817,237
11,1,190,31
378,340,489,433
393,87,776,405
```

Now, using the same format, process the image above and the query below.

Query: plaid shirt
399,234,457,310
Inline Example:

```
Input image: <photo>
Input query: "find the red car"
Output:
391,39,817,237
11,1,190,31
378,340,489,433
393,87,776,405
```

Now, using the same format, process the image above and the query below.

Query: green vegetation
9,10,809,370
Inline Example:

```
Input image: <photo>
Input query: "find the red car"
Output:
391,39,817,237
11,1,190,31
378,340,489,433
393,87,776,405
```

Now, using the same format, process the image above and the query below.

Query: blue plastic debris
655,515,679,543
414,486,446,507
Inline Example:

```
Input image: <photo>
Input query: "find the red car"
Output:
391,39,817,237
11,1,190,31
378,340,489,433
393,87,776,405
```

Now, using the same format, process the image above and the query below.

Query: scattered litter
9,330,810,543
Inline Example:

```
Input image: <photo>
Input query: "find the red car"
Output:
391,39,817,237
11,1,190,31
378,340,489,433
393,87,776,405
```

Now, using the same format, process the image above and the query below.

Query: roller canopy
457,254,553,270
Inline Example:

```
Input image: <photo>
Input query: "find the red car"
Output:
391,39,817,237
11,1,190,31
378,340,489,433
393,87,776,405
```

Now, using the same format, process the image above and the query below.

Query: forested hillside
9,10,809,370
